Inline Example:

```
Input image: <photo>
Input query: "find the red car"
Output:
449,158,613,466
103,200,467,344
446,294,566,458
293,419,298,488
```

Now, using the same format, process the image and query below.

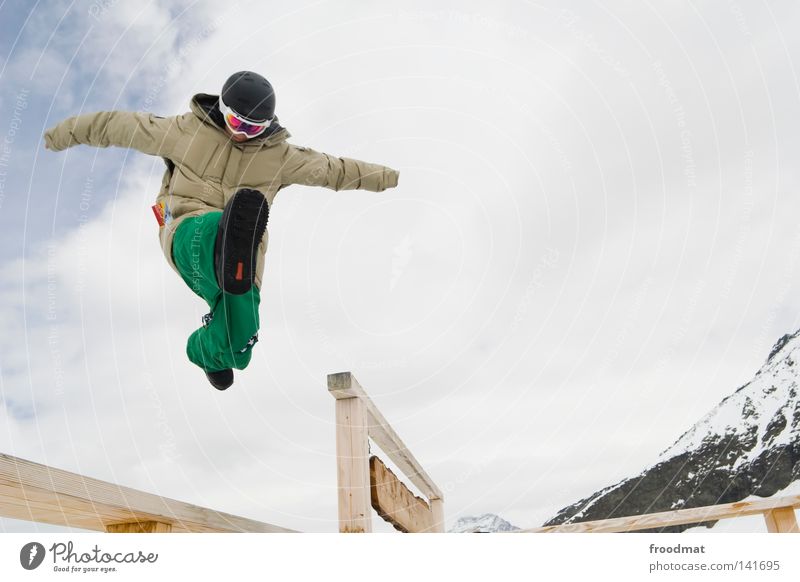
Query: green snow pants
171,211,260,372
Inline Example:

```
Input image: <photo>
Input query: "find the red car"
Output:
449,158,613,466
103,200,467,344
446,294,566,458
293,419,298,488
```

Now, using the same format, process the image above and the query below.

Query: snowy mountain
448,513,520,533
545,328,800,532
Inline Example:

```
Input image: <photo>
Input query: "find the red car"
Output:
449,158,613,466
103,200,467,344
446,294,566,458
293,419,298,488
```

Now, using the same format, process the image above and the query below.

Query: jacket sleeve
44,111,179,157
280,144,399,192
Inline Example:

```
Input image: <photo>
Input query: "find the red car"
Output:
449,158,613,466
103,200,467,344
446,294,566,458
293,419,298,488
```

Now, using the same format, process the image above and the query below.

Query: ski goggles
219,98,272,138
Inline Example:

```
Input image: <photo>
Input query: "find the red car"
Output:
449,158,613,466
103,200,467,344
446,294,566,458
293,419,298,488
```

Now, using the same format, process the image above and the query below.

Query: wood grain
0,453,295,533
764,506,799,533
369,456,434,533
106,521,173,533
334,396,372,533
521,495,800,533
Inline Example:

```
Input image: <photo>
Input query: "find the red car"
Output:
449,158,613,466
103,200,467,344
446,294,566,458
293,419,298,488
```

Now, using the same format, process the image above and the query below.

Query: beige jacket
44,93,399,289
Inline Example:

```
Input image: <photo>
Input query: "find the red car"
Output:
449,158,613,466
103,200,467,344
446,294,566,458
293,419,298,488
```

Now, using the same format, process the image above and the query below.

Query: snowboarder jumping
44,71,399,390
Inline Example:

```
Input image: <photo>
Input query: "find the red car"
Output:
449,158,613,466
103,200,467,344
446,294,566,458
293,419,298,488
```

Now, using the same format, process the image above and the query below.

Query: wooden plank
106,521,173,533
334,396,372,533
369,456,434,533
520,494,800,533
0,453,295,533
764,507,799,533
328,372,443,501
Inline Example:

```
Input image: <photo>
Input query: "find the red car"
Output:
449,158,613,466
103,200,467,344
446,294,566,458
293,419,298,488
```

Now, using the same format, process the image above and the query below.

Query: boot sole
205,369,234,390
215,189,269,295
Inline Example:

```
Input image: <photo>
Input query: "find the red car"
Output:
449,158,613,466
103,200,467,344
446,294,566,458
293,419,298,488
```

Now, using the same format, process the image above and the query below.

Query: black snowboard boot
205,368,234,391
215,188,269,295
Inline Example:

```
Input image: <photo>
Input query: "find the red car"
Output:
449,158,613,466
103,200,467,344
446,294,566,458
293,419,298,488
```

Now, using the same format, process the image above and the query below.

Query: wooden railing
0,453,294,533
328,371,444,533
520,494,800,533
1,371,444,534
8,371,790,536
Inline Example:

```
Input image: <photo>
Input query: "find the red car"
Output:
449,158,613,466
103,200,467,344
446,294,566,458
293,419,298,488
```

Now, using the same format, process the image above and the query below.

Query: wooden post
764,507,799,533
334,395,372,533
106,521,173,533
429,498,445,533
328,372,445,533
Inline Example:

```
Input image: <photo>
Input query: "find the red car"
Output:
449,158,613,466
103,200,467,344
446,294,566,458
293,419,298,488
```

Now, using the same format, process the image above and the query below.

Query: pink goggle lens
224,112,268,136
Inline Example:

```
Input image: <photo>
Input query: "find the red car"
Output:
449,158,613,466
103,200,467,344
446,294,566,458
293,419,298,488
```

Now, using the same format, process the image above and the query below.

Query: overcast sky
1,0,799,534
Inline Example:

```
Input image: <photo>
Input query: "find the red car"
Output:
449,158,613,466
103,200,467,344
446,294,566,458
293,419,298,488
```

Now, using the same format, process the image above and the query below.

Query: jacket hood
190,93,290,147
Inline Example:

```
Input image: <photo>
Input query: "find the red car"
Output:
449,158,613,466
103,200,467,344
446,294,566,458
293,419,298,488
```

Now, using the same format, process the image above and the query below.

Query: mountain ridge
544,328,800,532
448,513,520,533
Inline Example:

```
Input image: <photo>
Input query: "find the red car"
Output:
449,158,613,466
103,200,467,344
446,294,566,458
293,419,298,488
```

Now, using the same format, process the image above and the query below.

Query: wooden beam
0,453,295,533
369,456,434,533
334,395,372,532
764,507,799,533
328,372,443,501
429,498,445,533
521,494,800,533
106,521,173,533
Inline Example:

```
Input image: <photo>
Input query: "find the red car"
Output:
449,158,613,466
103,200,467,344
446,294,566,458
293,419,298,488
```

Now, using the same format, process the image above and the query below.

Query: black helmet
220,71,276,123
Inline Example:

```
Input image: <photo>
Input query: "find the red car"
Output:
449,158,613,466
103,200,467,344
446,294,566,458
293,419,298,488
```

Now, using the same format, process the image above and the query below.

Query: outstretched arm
44,111,179,157
280,144,399,192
